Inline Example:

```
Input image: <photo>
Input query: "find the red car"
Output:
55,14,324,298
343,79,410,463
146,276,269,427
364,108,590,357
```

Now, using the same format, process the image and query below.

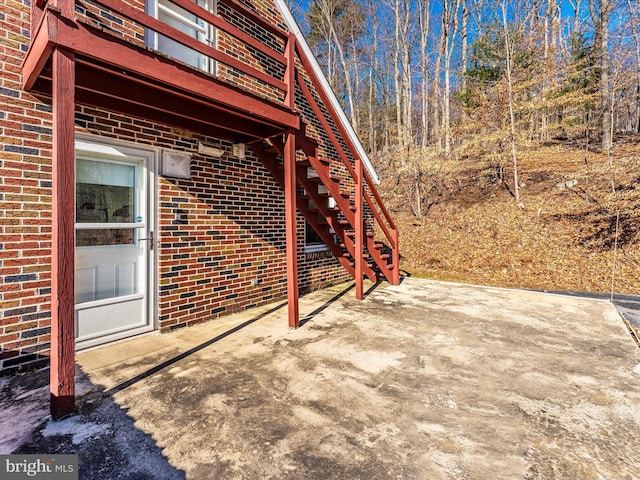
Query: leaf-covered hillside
378,139,640,294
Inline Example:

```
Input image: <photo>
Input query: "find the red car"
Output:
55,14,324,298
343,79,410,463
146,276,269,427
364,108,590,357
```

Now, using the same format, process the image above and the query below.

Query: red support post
393,229,400,285
284,131,299,328
355,158,364,300
50,47,76,420
284,33,296,111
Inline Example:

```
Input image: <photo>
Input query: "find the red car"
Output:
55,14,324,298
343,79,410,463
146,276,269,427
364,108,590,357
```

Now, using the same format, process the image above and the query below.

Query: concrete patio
2,278,640,479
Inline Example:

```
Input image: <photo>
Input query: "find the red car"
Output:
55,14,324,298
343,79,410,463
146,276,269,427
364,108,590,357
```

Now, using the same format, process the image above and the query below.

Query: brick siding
0,0,354,376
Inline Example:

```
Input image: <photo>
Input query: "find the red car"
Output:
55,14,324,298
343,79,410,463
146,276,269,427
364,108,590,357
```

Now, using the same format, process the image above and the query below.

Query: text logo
1,455,78,480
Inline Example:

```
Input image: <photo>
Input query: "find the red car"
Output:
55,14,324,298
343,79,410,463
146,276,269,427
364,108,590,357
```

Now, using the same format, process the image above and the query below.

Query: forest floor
379,135,640,295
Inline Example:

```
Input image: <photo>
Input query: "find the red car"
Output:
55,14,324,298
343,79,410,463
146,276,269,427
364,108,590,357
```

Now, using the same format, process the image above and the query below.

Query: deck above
24,1,300,143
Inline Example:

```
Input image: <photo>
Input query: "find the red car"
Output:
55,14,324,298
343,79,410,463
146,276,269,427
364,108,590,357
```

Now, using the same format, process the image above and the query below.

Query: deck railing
31,0,295,108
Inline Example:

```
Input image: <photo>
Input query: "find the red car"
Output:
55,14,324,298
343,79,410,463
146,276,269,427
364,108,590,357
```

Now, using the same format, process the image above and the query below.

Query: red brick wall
0,0,54,375
0,0,353,376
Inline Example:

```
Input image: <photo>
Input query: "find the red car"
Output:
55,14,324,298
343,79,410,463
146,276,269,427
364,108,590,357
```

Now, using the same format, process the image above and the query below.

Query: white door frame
74,135,158,349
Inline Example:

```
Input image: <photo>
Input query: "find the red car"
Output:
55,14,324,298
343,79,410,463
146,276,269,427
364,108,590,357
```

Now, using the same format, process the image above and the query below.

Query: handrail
88,0,289,93
171,0,286,65
295,70,358,182
219,0,289,40
294,50,397,252
362,169,398,247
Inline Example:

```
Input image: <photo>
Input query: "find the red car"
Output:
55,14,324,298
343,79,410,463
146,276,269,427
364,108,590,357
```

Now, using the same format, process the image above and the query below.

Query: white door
74,141,156,349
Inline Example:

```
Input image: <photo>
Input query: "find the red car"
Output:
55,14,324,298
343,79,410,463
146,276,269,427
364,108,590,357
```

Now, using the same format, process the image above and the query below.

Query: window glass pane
76,159,136,224
158,0,208,70
306,222,326,247
157,35,205,68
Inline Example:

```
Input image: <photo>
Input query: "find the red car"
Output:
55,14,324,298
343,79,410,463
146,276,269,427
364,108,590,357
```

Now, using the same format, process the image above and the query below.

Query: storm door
74,141,156,349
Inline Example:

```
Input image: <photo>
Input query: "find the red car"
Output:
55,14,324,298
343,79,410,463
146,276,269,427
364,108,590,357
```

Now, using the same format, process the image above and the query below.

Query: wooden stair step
298,157,331,167
345,231,374,238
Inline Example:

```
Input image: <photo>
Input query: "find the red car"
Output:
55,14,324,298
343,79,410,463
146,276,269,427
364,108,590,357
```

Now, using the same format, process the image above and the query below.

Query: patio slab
3,278,640,479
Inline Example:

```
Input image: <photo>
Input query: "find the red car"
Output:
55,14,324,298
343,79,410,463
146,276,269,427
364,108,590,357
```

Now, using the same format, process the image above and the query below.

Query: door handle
139,230,154,250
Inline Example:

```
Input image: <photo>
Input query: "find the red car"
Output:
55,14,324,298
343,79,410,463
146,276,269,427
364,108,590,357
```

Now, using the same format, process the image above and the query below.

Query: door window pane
76,158,137,246
76,228,135,247
76,159,135,222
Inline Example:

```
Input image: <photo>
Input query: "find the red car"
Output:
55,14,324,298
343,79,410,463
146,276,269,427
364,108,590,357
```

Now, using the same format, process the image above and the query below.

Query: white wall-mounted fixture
161,150,191,179
232,143,246,159
198,142,225,158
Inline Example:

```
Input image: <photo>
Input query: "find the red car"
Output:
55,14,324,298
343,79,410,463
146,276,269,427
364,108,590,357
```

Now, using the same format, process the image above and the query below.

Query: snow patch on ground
41,417,110,444
0,381,49,454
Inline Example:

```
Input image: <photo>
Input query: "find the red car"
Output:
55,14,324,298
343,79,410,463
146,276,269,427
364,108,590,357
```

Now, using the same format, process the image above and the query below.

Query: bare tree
627,0,640,133
391,0,413,161
461,0,469,89
418,0,431,146
502,2,522,207
567,0,583,38
590,0,614,151
443,0,462,156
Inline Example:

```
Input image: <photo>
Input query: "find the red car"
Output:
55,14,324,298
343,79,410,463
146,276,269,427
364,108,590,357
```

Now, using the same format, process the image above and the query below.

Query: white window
147,0,215,72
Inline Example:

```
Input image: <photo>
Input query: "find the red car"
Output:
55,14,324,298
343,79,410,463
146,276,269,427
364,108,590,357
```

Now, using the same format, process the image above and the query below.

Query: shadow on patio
3,278,640,479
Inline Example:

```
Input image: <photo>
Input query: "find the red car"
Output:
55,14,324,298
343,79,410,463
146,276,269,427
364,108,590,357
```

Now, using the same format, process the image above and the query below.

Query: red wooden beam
392,230,400,285
22,8,55,90
284,131,299,328
30,1,46,49
50,46,76,420
70,61,272,139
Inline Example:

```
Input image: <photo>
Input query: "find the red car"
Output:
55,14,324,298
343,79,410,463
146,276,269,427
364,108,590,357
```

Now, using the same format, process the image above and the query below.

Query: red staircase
250,38,400,296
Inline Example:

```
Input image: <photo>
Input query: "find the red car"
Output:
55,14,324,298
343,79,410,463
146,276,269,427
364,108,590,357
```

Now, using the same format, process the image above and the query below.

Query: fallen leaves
381,139,640,294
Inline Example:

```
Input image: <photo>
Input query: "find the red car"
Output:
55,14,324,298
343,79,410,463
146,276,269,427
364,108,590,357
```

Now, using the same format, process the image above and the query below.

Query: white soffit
274,0,381,185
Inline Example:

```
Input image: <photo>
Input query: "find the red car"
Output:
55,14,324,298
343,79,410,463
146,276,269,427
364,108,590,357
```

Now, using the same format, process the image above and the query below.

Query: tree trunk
394,0,405,160
590,0,612,151
569,0,582,37
443,0,460,157
433,6,445,151
402,5,413,151
600,4,611,152
461,0,468,90
419,0,431,146
627,0,640,133
502,2,522,206
326,14,357,131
